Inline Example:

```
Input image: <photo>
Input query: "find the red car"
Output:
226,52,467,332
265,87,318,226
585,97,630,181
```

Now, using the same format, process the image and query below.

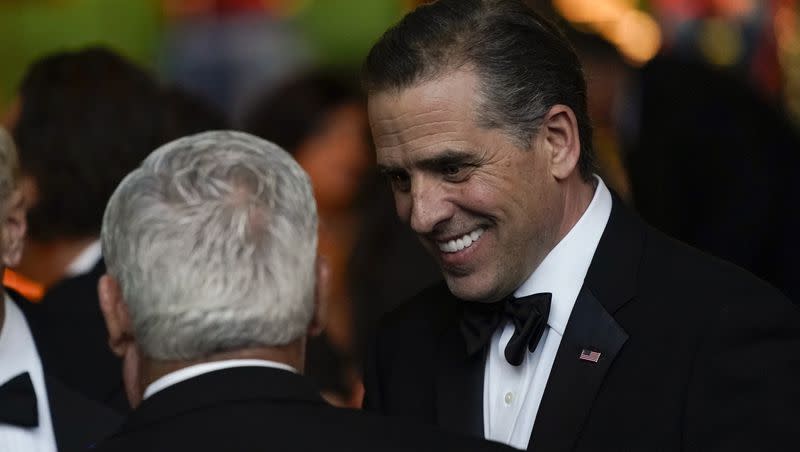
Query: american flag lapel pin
579,348,601,363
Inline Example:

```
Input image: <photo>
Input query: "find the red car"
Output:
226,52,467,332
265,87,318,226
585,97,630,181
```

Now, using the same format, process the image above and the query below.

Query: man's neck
139,342,306,396
15,236,98,288
554,177,598,245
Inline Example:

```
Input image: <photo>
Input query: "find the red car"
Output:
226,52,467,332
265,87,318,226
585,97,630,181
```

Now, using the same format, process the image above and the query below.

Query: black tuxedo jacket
15,260,128,413
44,375,121,451
6,289,121,451
364,198,800,451
93,366,515,452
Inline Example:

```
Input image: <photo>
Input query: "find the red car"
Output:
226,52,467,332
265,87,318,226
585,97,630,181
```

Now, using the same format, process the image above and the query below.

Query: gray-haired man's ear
1,188,26,268
98,274,145,408
308,256,329,337
98,274,133,357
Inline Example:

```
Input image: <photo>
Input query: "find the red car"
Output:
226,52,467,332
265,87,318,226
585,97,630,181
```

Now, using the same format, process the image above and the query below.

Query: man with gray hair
0,127,119,451
93,130,514,451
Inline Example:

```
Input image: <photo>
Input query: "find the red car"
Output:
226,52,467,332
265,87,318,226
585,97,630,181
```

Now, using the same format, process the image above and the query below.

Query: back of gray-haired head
102,130,318,361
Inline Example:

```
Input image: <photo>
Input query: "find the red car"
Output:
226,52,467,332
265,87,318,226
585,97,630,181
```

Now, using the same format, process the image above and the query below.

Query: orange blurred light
554,0,630,24
775,3,798,51
611,10,663,65
555,0,662,66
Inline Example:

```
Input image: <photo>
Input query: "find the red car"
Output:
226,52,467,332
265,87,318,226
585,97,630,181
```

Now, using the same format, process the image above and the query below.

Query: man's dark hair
13,46,166,241
363,0,596,180
161,86,230,142
240,70,363,155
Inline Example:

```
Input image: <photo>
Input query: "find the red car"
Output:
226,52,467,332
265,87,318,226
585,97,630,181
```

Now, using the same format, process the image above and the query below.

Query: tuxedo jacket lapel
529,196,642,451
528,288,628,451
46,375,121,450
435,322,485,438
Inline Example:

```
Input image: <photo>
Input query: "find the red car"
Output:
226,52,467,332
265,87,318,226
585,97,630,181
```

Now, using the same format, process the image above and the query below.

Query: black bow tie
460,293,551,366
0,372,39,427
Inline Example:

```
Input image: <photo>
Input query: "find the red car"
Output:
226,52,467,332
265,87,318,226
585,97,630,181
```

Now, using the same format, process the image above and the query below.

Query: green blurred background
0,0,407,110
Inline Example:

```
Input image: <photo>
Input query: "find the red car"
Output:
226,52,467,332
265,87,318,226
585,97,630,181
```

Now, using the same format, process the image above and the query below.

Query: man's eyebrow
377,150,479,174
376,164,404,175
416,150,478,170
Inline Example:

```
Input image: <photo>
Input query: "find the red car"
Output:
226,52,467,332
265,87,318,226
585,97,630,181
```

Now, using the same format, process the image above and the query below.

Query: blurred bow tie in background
0,372,38,427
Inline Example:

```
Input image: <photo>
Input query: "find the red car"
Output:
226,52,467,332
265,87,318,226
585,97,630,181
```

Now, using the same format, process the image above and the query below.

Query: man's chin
443,273,499,303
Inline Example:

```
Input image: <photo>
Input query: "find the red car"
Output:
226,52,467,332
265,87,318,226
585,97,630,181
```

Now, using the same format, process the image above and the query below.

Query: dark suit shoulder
370,280,457,367
46,372,122,450
628,223,799,356
94,408,513,452
92,371,513,452
639,224,792,310
378,280,456,335
635,228,800,449
363,281,456,417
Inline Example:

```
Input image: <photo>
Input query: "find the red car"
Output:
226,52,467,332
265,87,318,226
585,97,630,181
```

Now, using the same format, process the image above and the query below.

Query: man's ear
308,256,329,337
98,274,134,357
541,104,581,180
98,274,145,409
1,188,26,268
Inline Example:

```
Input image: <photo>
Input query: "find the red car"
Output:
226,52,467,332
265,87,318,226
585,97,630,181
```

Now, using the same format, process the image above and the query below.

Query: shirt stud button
504,392,513,405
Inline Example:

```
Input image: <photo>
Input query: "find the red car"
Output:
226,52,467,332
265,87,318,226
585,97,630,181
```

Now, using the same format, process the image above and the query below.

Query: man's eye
442,164,470,181
442,165,461,176
387,172,411,192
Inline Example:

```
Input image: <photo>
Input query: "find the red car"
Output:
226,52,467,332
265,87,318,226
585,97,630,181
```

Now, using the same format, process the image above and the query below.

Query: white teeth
438,228,484,253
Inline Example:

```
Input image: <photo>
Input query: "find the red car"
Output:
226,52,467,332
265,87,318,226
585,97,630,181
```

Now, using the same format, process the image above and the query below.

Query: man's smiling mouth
437,228,485,253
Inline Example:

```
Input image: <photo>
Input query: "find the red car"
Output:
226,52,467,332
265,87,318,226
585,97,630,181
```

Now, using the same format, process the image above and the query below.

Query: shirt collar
143,359,297,400
65,240,102,277
514,176,612,336
0,295,41,383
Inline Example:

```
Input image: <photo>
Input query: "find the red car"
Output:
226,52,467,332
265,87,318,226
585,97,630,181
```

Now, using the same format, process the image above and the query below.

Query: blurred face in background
294,102,372,212
1,97,21,130
0,127,26,273
1,96,40,214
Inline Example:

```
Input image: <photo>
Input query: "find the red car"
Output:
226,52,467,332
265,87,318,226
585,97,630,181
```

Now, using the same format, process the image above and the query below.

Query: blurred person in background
160,0,311,117
0,127,120,451
625,55,800,303
242,70,440,407
4,46,227,414
161,84,230,141
241,70,372,407
570,30,636,203
567,25,800,303
6,47,167,413
556,1,800,302
92,130,515,452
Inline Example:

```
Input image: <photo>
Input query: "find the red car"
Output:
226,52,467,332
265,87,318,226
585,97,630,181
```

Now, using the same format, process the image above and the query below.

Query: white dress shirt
143,359,298,400
483,177,612,449
0,296,57,452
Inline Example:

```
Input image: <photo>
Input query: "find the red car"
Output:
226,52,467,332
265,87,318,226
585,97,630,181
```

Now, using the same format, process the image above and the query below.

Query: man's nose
408,178,452,235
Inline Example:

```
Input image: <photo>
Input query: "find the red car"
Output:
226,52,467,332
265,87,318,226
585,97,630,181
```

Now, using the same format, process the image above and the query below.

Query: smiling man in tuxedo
362,1,800,450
